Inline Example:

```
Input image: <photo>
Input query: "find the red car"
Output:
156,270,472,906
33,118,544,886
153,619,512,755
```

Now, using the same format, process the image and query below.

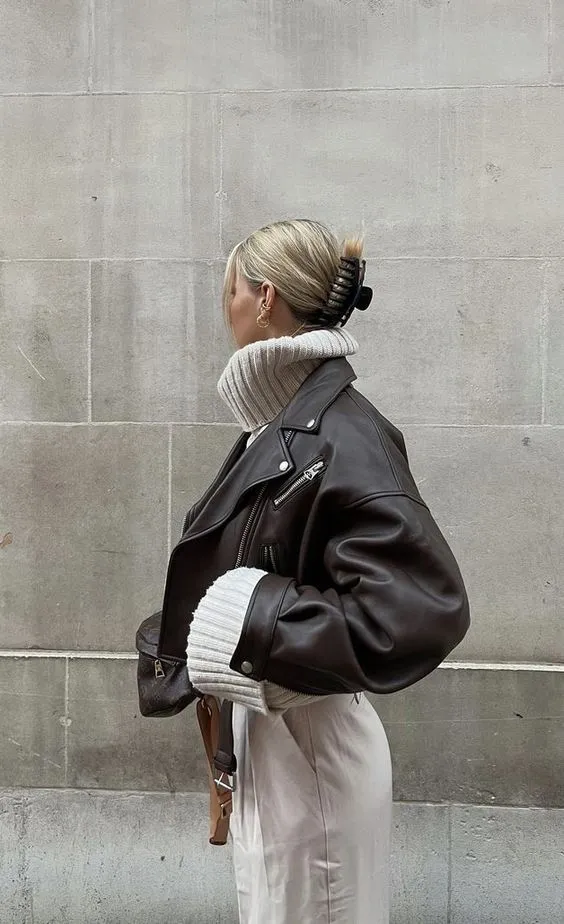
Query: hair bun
317,257,373,328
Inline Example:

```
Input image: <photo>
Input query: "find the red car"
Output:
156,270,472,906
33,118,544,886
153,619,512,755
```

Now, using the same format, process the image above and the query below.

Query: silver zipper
235,430,296,565
261,543,279,572
235,485,268,568
267,545,278,572
273,459,326,508
154,659,165,679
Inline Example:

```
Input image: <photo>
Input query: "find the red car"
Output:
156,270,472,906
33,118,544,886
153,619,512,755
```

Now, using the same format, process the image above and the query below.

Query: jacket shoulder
320,385,424,504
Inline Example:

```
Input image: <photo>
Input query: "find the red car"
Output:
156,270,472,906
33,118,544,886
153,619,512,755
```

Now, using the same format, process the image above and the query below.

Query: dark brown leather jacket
159,358,470,696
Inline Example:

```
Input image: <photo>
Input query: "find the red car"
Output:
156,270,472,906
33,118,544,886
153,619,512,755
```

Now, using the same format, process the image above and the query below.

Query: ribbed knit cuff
187,567,269,714
264,684,323,712
187,568,325,714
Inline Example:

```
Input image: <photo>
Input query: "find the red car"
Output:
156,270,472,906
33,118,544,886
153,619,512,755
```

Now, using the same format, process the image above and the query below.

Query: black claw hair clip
317,258,373,328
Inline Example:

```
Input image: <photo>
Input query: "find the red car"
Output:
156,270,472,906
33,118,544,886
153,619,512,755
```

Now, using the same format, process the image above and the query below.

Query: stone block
371,667,564,808
21,789,238,923
450,804,564,923
552,0,564,83
92,1,548,91
221,91,442,258
0,425,168,649
0,659,65,788
0,790,451,924
91,261,232,422
390,803,449,924
61,660,564,807
352,258,543,425
0,261,89,422
0,0,89,93
546,259,564,423
403,426,564,662
66,659,208,792
2,790,564,923
171,424,240,539
0,95,219,259
437,88,564,256
0,792,26,921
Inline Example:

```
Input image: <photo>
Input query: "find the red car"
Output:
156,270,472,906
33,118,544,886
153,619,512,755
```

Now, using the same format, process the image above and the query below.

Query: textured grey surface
450,805,564,924
0,425,168,649
0,790,238,924
0,659,65,789
1,791,562,924
546,260,564,423
0,792,26,923
434,87,564,257
0,95,219,260
221,90,442,258
91,0,548,91
352,258,544,425
403,426,564,663
91,260,231,423
66,659,208,793
0,261,89,422
390,802,450,924
370,669,564,808
552,0,564,84
221,87,564,259
0,0,89,93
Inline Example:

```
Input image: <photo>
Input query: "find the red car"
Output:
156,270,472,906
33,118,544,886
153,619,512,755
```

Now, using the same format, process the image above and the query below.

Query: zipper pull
154,659,165,679
304,460,325,481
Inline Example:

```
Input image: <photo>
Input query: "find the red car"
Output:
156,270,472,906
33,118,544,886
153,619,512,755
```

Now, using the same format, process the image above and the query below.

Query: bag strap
214,699,236,775
196,696,235,846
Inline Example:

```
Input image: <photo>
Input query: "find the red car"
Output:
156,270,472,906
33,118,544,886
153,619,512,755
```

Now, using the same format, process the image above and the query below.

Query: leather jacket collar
183,358,357,542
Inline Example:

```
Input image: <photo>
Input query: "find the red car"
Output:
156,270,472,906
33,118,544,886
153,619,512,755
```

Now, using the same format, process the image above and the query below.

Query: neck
217,328,358,432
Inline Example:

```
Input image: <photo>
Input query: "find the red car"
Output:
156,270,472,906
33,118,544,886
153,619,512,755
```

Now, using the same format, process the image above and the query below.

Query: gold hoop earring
256,303,271,328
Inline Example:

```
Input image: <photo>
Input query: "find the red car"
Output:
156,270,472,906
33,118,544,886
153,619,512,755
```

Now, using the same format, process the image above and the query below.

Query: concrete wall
1,1,563,921
2,789,563,924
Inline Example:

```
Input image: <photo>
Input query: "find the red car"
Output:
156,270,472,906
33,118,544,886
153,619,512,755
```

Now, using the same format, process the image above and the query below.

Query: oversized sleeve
229,493,470,695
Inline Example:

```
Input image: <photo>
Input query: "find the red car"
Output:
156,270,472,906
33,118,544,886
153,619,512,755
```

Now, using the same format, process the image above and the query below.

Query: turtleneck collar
217,328,358,432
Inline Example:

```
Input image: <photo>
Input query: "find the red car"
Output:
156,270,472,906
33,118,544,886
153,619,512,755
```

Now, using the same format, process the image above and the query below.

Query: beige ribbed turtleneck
217,327,358,433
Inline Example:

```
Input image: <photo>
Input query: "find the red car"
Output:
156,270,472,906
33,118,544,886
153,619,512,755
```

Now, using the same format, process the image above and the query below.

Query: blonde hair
223,219,364,327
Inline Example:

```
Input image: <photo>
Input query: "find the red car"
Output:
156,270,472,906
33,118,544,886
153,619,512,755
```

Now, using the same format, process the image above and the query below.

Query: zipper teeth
274,473,310,507
236,433,296,567
273,460,325,508
235,486,267,568
268,545,277,572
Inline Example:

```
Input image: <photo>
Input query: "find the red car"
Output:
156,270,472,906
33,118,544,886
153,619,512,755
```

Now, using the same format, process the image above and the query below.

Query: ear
259,280,276,308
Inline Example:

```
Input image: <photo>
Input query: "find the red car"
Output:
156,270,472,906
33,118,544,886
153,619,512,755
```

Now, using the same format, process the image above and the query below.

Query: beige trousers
230,693,392,924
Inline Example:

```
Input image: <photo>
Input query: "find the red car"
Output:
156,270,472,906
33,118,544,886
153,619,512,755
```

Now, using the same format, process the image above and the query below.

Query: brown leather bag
196,696,235,846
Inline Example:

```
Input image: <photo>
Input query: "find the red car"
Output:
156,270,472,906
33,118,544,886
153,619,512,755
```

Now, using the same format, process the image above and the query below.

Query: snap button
306,418,315,429
240,660,253,675
279,460,289,471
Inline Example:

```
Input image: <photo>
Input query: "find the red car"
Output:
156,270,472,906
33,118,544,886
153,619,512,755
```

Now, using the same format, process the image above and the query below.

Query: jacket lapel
179,358,357,543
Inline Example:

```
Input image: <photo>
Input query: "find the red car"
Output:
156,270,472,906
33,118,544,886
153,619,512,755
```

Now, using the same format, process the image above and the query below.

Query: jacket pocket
272,457,326,509
135,611,196,717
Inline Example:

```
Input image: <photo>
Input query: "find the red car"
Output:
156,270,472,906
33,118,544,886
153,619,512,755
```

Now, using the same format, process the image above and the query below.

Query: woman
156,220,470,923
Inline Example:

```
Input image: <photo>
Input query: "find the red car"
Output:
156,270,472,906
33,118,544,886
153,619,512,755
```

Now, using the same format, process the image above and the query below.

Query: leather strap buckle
214,770,237,794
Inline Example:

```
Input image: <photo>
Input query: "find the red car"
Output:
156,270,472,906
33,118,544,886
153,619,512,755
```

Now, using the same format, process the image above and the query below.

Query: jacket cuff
188,568,323,714
187,567,269,714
